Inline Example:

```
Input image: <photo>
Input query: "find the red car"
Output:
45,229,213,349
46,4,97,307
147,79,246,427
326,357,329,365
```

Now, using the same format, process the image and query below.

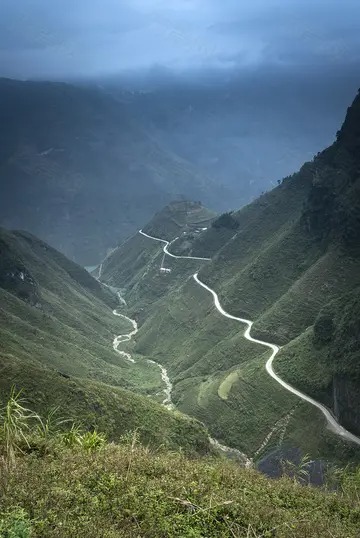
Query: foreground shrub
0,508,31,538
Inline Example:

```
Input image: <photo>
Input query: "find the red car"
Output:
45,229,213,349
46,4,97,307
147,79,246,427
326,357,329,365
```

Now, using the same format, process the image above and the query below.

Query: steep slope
0,78,225,265
105,91,360,463
101,200,215,316
0,227,211,454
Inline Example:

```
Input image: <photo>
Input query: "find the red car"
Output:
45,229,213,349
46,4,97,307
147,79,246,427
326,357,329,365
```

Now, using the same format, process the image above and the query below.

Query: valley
106,224,360,467
99,91,360,466
0,227,212,455
0,79,223,265
1,2,360,535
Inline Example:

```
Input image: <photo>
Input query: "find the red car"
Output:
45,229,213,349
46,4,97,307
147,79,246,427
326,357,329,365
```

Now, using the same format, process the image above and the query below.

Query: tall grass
0,387,40,470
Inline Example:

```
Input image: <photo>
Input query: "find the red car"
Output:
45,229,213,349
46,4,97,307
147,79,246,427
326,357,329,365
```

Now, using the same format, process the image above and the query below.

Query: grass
0,355,211,455
1,394,360,538
2,431,360,537
218,370,240,400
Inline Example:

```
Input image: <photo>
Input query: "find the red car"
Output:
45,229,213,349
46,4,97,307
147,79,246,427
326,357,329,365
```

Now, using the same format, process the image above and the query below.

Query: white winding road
138,229,360,447
193,273,360,447
139,229,211,261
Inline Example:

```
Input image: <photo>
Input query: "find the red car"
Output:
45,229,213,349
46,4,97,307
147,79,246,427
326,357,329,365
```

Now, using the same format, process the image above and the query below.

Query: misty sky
0,0,359,79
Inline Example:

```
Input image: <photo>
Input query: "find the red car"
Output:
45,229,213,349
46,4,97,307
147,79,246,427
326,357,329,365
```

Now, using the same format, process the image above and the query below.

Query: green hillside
104,90,360,464
0,227,211,454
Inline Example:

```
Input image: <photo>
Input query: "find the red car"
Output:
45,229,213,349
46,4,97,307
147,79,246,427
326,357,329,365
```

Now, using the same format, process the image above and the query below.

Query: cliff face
330,291,360,434
301,90,360,253
333,375,360,434
312,92,360,434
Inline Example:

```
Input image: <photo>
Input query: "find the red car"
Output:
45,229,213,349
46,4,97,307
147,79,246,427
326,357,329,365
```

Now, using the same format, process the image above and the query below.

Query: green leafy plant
60,424,106,452
36,406,70,442
80,430,106,452
59,423,83,449
281,453,312,484
0,508,31,538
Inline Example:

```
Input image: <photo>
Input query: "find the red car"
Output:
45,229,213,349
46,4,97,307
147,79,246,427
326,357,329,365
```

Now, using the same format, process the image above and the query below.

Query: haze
0,0,359,259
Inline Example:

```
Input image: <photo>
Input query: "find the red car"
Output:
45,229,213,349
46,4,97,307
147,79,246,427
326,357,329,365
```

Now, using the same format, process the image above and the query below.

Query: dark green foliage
330,291,360,377
276,288,360,436
0,509,31,538
211,211,239,230
302,92,360,254
314,312,335,345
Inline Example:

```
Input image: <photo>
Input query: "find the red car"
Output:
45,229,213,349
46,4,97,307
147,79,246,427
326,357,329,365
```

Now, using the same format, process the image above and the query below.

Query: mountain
101,200,216,300
2,88,360,538
105,69,359,209
0,227,211,454
0,78,226,265
100,90,360,464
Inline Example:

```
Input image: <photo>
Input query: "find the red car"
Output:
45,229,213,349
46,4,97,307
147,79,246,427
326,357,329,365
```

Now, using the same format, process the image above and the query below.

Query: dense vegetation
212,211,239,230
1,392,360,538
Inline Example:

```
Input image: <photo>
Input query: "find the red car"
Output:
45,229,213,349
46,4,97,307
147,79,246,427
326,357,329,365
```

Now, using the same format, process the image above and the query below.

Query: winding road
139,229,211,261
193,274,360,446
138,230,360,447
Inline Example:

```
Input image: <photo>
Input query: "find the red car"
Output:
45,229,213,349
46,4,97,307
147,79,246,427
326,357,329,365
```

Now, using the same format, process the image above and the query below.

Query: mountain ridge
101,90,360,464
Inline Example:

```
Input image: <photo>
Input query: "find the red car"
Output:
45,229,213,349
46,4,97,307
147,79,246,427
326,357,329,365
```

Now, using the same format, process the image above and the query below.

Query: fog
0,0,359,258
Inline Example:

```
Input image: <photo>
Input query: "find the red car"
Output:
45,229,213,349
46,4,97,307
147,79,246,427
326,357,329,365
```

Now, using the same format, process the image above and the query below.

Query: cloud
0,0,359,79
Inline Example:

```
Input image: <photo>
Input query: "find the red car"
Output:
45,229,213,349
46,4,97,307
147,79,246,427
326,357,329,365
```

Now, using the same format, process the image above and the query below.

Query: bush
0,509,31,538
212,212,239,230
314,312,334,345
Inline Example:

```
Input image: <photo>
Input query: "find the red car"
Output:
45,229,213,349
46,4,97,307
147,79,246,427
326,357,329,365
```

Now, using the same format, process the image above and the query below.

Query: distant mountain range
104,69,358,209
0,78,227,265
